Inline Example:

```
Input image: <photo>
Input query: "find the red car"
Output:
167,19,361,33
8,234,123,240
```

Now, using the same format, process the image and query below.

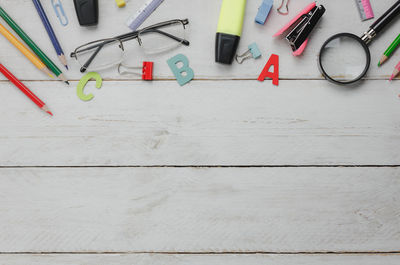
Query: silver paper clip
277,0,290,15
235,43,262,64
52,0,68,26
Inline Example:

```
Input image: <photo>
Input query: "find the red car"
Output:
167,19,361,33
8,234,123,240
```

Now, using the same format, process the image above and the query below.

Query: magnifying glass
319,0,400,85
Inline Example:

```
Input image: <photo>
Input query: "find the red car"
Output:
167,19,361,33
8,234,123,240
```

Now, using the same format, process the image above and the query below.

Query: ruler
126,0,164,31
355,0,374,21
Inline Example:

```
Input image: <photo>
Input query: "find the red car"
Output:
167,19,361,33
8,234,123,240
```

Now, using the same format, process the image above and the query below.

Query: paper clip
52,0,68,26
235,43,262,64
273,2,325,56
255,0,273,25
118,62,154,80
277,0,290,15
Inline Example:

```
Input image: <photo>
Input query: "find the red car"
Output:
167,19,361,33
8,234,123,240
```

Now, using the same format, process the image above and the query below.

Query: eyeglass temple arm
140,29,190,46
80,45,104,73
71,39,117,57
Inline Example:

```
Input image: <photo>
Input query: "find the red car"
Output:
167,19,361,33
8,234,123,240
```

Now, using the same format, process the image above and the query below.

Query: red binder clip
118,61,154,81
142,61,153,80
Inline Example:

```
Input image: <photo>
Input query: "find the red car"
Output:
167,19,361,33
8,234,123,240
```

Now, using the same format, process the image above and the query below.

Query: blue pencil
32,0,68,69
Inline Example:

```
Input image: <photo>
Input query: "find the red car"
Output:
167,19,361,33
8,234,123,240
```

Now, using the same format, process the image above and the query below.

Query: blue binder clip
52,0,68,26
235,43,262,64
255,0,273,25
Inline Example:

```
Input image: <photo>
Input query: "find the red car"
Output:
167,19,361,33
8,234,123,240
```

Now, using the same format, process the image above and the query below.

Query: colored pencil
0,22,53,78
389,61,400,81
0,7,69,84
32,0,68,69
378,33,400,66
0,63,52,116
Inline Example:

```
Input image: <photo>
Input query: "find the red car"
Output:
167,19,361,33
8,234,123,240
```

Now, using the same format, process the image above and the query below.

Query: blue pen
32,0,68,69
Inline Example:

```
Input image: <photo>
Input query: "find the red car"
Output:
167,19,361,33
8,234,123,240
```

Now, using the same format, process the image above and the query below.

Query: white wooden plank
0,167,399,252
0,254,400,265
0,80,399,166
0,0,399,80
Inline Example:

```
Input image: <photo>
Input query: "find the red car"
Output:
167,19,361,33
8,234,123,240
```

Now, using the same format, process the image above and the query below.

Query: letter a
257,54,279,86
167,54,194,86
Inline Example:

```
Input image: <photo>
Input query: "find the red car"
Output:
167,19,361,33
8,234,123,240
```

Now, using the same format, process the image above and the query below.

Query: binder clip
235,43,262,64
51,0,68,26
118,61,154,80
273,2,325,56
255,0,273,25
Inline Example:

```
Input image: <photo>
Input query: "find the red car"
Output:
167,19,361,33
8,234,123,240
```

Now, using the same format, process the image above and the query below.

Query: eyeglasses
70,19,190,72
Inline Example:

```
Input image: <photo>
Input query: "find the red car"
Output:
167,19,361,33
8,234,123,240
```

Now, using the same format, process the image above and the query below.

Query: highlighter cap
215,33,240,64
74,0,99,26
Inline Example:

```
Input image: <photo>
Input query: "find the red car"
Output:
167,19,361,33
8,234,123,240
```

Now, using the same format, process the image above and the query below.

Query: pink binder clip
273,2,325,56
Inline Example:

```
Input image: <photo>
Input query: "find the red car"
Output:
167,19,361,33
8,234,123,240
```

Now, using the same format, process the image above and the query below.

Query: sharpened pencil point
65,81,70,85
65,65,69,70
390,74,395,81
47,111,53,116
379,55,388,66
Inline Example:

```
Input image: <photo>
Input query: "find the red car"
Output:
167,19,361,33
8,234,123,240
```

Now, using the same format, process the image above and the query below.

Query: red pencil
0,63,52,116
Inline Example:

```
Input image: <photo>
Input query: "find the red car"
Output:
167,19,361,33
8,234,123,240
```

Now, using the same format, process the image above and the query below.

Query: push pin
255,0,273,25
118,61,154,80
235,43,262,64
115,0,126,7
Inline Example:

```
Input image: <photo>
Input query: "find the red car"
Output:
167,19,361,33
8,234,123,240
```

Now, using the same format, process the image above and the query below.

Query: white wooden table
0,0,399,264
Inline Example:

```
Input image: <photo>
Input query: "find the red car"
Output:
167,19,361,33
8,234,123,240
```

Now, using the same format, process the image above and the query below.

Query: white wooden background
0,0,399,264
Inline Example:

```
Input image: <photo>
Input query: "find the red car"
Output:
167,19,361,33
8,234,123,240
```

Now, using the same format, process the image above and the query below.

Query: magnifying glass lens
319,34,370,84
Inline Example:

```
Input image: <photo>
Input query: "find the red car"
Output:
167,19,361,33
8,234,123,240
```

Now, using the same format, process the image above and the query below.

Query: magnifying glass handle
363,0,400,44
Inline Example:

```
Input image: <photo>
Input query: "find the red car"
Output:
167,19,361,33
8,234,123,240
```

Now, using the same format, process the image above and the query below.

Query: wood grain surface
0,0,399,264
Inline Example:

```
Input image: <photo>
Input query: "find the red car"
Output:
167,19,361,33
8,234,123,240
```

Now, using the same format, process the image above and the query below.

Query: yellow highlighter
215,0,247,64
0,23,53,78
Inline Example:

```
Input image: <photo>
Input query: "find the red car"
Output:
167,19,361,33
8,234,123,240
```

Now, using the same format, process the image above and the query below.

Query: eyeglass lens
138,21,186,54
75,39,124,71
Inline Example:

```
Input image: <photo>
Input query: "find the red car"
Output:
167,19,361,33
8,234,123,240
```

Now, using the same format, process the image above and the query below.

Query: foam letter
258,54,279,86
167,54,194,86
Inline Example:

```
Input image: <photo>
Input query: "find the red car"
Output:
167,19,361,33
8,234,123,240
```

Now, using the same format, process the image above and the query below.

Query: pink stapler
273,2,325,56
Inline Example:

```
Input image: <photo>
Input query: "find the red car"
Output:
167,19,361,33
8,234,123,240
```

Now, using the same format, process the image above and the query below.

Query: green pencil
0,6,69,84
378,33,400,66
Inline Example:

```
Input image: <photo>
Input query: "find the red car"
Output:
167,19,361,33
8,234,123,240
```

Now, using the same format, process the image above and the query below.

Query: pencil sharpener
73,0,99,26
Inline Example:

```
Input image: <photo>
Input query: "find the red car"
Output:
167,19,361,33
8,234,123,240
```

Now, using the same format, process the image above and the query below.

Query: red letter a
258,54,279,86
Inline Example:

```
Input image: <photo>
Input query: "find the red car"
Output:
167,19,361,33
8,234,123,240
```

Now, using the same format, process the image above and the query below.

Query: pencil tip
378,62,381,67
390,74,394,81
65,81,70,85
47,111,53,116
65,65,69,70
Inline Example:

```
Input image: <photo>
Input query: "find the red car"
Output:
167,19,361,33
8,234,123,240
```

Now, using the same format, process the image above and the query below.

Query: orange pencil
0,22,53,78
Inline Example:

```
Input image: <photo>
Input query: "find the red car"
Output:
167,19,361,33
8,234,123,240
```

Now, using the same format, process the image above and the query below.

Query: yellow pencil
0,22,53,78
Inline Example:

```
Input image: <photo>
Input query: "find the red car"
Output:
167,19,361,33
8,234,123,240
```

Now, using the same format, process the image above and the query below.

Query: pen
32,0,68,69
0,63,53,116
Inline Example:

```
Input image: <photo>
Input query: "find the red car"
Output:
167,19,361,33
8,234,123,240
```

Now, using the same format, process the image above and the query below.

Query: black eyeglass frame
71,19,190,72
